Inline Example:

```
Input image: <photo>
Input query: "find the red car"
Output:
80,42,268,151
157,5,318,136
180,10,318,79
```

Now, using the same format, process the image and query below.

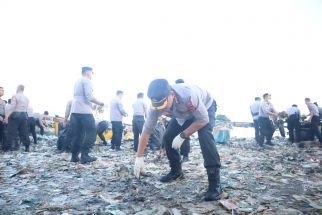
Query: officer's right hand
134,156,144,178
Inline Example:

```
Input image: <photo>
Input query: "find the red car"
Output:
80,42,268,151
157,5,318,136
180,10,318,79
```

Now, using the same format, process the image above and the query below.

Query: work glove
134,157,145,178
172,135,185,149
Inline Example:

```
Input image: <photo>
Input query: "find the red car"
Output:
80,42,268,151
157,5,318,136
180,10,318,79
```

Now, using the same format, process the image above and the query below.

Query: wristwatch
180,132,188,139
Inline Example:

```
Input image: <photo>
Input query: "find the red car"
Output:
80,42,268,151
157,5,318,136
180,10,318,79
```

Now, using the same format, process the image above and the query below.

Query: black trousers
163,101,221,171
180,138,190,157
311,116,322,142
5,112,30,150
258,117,275,145
97,121,108,144
253,119,260,143
132,116,145,151
111,121,123,149
69,113,96,155
28,117,37,144
36,118,44,135
287,115,300,143
0,118,5,148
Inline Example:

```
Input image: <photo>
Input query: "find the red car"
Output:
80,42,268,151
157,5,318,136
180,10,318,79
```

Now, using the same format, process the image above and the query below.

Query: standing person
4,85,30,151
286,104,301,143
132,92,147,152
134,79,222,201
27,106,37,144
0,87,6,148
258,93,279,146
69,67,104,164
110,90,128,150
305,98,322,144
175,79,191,162
250,97,261,144
313,102,322,120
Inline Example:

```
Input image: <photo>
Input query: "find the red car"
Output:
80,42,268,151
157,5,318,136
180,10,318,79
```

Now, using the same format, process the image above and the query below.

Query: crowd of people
0,86,50,151
250,94,322,146
1,66,322,202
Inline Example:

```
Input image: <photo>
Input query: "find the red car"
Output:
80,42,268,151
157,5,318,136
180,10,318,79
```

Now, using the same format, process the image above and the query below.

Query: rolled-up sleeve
190,91,209,125
83,79,94,103
142,109,161,134
117,101,127,116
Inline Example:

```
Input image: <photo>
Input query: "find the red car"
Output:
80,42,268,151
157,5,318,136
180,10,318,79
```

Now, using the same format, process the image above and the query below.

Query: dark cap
147,79,171,110
82,66,93,74
175,79,184,84
263,93,270,99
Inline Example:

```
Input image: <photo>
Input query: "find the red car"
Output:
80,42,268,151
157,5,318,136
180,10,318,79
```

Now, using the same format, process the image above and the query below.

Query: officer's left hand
172,135,185,149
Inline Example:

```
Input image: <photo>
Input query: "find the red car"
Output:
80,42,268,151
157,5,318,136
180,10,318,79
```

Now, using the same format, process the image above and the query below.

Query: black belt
133,115,144,118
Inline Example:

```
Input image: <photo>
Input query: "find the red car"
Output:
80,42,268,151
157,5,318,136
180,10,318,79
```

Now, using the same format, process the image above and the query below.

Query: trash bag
56,128,67,151
56,125,72,152
148,121,165,150
300,123,314,141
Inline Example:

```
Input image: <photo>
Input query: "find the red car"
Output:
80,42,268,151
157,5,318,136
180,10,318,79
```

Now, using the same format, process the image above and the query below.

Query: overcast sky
1,0,322,123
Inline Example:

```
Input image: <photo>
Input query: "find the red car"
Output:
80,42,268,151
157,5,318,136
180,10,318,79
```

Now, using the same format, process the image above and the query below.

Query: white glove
172,135,185,149
134,157,144,178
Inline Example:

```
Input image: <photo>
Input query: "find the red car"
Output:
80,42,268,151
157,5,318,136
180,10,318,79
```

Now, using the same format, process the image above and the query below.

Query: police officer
110,90,128,150
286,104,300,143
132,92,147,151
96,120,109,145
134,79,222,201
35,111,49,136
69,67,104,164
258,93,278,146
305,98,322,144
250,97,261,144
175,79,191,162
4,85,30,151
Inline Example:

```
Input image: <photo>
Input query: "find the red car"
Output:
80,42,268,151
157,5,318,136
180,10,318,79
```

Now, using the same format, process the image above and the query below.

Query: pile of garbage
1,135,322,214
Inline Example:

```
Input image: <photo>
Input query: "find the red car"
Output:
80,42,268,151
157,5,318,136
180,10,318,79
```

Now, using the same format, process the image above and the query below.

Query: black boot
80,152,97,164
25,145,30,152
205,168,222,201
70,153,80,162
159,167,184,183
182,155,189,162
11,140,20,151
